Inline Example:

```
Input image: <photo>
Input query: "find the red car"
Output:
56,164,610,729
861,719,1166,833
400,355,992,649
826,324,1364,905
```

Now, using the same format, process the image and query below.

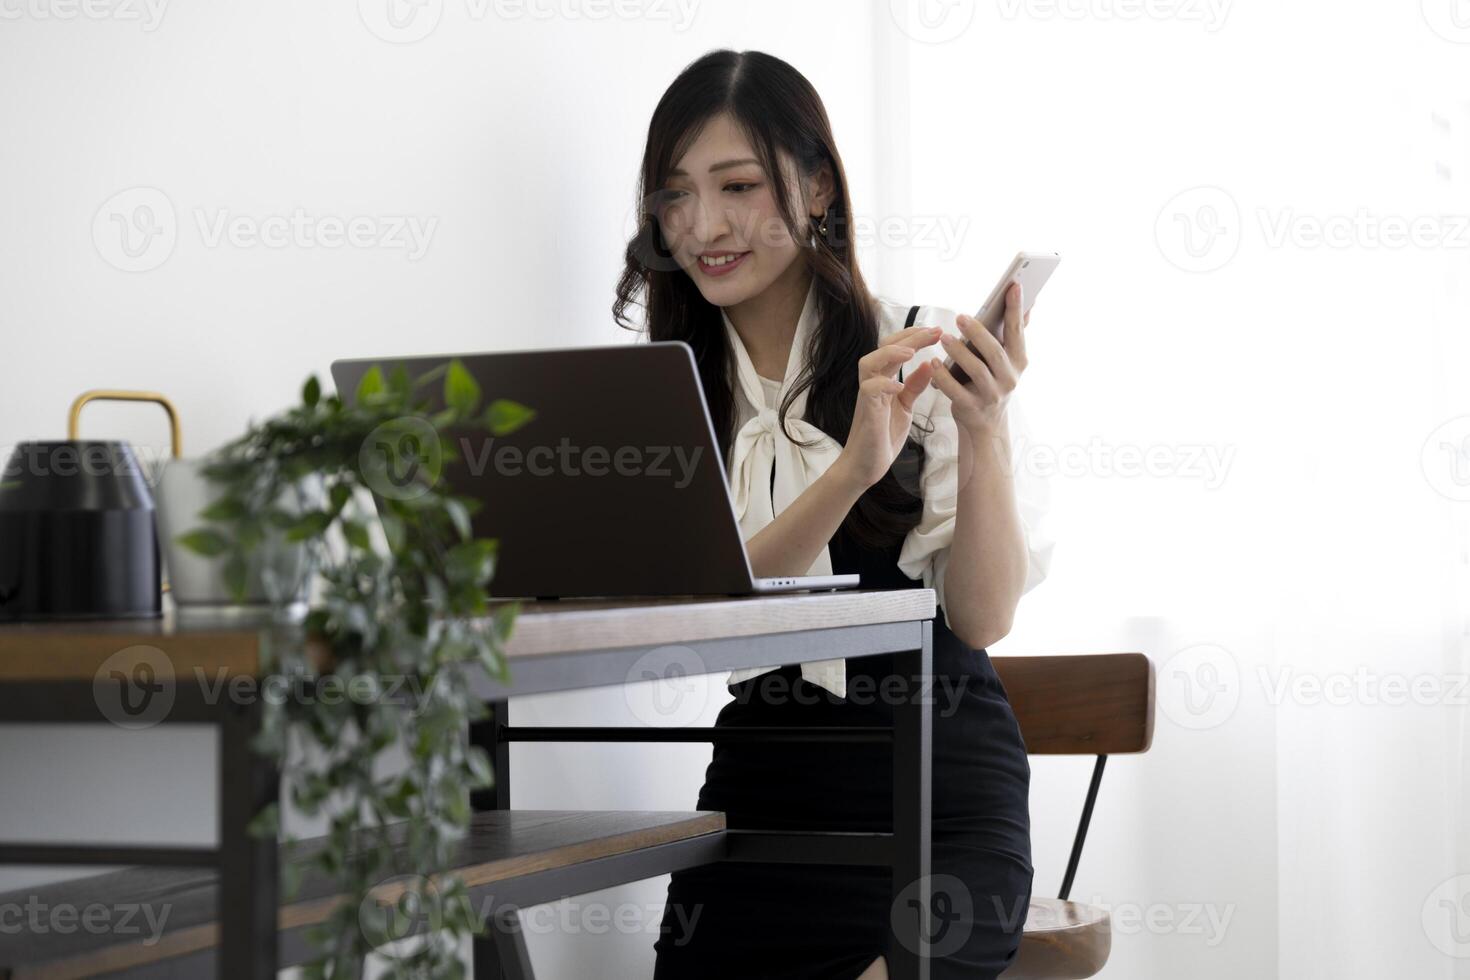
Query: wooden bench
997,652,1156,980
0,810,725,979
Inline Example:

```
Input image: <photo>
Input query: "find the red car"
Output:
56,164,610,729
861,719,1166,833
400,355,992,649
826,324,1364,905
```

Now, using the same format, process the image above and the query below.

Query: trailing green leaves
176,357,525,979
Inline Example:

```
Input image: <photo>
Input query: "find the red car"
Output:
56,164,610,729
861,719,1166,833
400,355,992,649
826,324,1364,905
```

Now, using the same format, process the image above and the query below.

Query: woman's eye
725,182,759,194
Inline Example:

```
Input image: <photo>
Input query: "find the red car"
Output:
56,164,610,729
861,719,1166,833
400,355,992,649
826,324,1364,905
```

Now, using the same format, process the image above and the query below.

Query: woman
615,49,1052,980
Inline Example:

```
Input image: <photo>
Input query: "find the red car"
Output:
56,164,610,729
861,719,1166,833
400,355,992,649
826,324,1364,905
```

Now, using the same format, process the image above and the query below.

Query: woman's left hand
928,280,1031,435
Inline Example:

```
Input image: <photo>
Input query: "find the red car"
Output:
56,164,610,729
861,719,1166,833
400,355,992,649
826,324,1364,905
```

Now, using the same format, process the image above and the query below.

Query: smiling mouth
696,251,750,276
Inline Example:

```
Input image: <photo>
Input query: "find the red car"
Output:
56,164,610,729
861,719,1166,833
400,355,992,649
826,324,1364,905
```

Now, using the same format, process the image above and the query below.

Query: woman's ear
807,161,836,217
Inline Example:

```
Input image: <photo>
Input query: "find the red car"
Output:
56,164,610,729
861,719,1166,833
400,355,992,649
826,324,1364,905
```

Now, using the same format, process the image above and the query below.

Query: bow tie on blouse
721,290,844,579
720,288,852,697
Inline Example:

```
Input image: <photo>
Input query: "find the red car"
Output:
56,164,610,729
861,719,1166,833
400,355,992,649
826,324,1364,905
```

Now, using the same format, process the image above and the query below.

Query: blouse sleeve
893,305,1056,623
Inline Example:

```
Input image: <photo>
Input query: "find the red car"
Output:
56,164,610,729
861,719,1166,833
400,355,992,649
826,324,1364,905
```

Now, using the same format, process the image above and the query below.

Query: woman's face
655,113,825,308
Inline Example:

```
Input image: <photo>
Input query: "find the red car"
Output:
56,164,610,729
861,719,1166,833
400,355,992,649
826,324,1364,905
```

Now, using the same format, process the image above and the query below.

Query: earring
819,208,830,237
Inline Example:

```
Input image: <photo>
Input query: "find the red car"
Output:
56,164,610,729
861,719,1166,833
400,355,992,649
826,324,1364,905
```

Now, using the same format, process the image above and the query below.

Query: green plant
181,360,534,978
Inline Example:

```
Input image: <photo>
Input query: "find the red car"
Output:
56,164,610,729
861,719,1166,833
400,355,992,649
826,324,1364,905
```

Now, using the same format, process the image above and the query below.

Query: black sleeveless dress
652,519,1035,979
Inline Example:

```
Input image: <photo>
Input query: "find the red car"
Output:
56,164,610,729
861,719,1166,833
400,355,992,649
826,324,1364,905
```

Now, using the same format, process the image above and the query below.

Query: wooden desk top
0,588,935,682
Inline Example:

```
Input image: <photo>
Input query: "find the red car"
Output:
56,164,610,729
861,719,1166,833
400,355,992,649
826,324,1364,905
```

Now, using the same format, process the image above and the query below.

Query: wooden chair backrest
991,653,1154,755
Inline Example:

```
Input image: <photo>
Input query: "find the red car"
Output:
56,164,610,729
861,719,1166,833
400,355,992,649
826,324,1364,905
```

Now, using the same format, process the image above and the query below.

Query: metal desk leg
472,698,511,980
488,907,536,980
219,698,279,980
889,622,933,980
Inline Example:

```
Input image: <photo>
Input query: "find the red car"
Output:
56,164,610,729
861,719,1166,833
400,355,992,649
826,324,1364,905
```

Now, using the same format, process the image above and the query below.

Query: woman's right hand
833,325,942,490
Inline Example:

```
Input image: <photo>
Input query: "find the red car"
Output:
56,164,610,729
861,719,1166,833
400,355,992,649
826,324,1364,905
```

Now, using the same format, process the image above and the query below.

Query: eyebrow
667,157,762,177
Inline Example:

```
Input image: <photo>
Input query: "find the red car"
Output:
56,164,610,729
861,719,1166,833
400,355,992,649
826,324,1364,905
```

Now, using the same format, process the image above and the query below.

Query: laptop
331,342,860,600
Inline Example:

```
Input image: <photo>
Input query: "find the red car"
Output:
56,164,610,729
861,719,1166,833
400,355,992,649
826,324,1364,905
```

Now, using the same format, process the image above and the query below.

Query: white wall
888,0,1468,976
4,2,1468,978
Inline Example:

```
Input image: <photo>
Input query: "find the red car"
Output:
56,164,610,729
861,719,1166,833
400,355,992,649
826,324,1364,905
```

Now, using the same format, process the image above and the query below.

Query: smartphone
942,251,1060,385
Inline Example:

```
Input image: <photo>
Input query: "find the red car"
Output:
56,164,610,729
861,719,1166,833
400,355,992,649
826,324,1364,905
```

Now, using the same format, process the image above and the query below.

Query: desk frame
0,596,936,980
467,618,935,980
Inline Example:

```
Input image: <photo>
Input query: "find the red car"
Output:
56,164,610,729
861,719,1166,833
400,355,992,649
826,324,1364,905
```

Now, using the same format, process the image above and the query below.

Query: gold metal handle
67,390,183,459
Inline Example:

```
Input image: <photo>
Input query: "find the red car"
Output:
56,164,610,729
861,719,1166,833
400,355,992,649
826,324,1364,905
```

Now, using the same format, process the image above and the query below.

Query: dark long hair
613,49,927,551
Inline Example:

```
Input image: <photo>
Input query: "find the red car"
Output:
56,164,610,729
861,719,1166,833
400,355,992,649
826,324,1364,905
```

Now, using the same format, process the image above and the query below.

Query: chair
993,652,1156,979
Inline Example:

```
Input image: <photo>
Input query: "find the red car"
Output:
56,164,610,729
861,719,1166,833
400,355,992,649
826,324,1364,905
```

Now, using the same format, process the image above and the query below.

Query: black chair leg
1058,755,1108,901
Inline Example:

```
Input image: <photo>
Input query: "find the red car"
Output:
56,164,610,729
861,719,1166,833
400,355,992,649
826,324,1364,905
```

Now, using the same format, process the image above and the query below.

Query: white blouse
722,283,1055,698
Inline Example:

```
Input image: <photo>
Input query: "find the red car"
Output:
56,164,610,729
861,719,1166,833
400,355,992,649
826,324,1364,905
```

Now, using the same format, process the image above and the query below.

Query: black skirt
652,527,1034,980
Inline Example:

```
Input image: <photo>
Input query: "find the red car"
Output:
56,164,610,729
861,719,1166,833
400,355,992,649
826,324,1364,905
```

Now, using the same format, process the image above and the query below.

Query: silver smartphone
942,251,1060,385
